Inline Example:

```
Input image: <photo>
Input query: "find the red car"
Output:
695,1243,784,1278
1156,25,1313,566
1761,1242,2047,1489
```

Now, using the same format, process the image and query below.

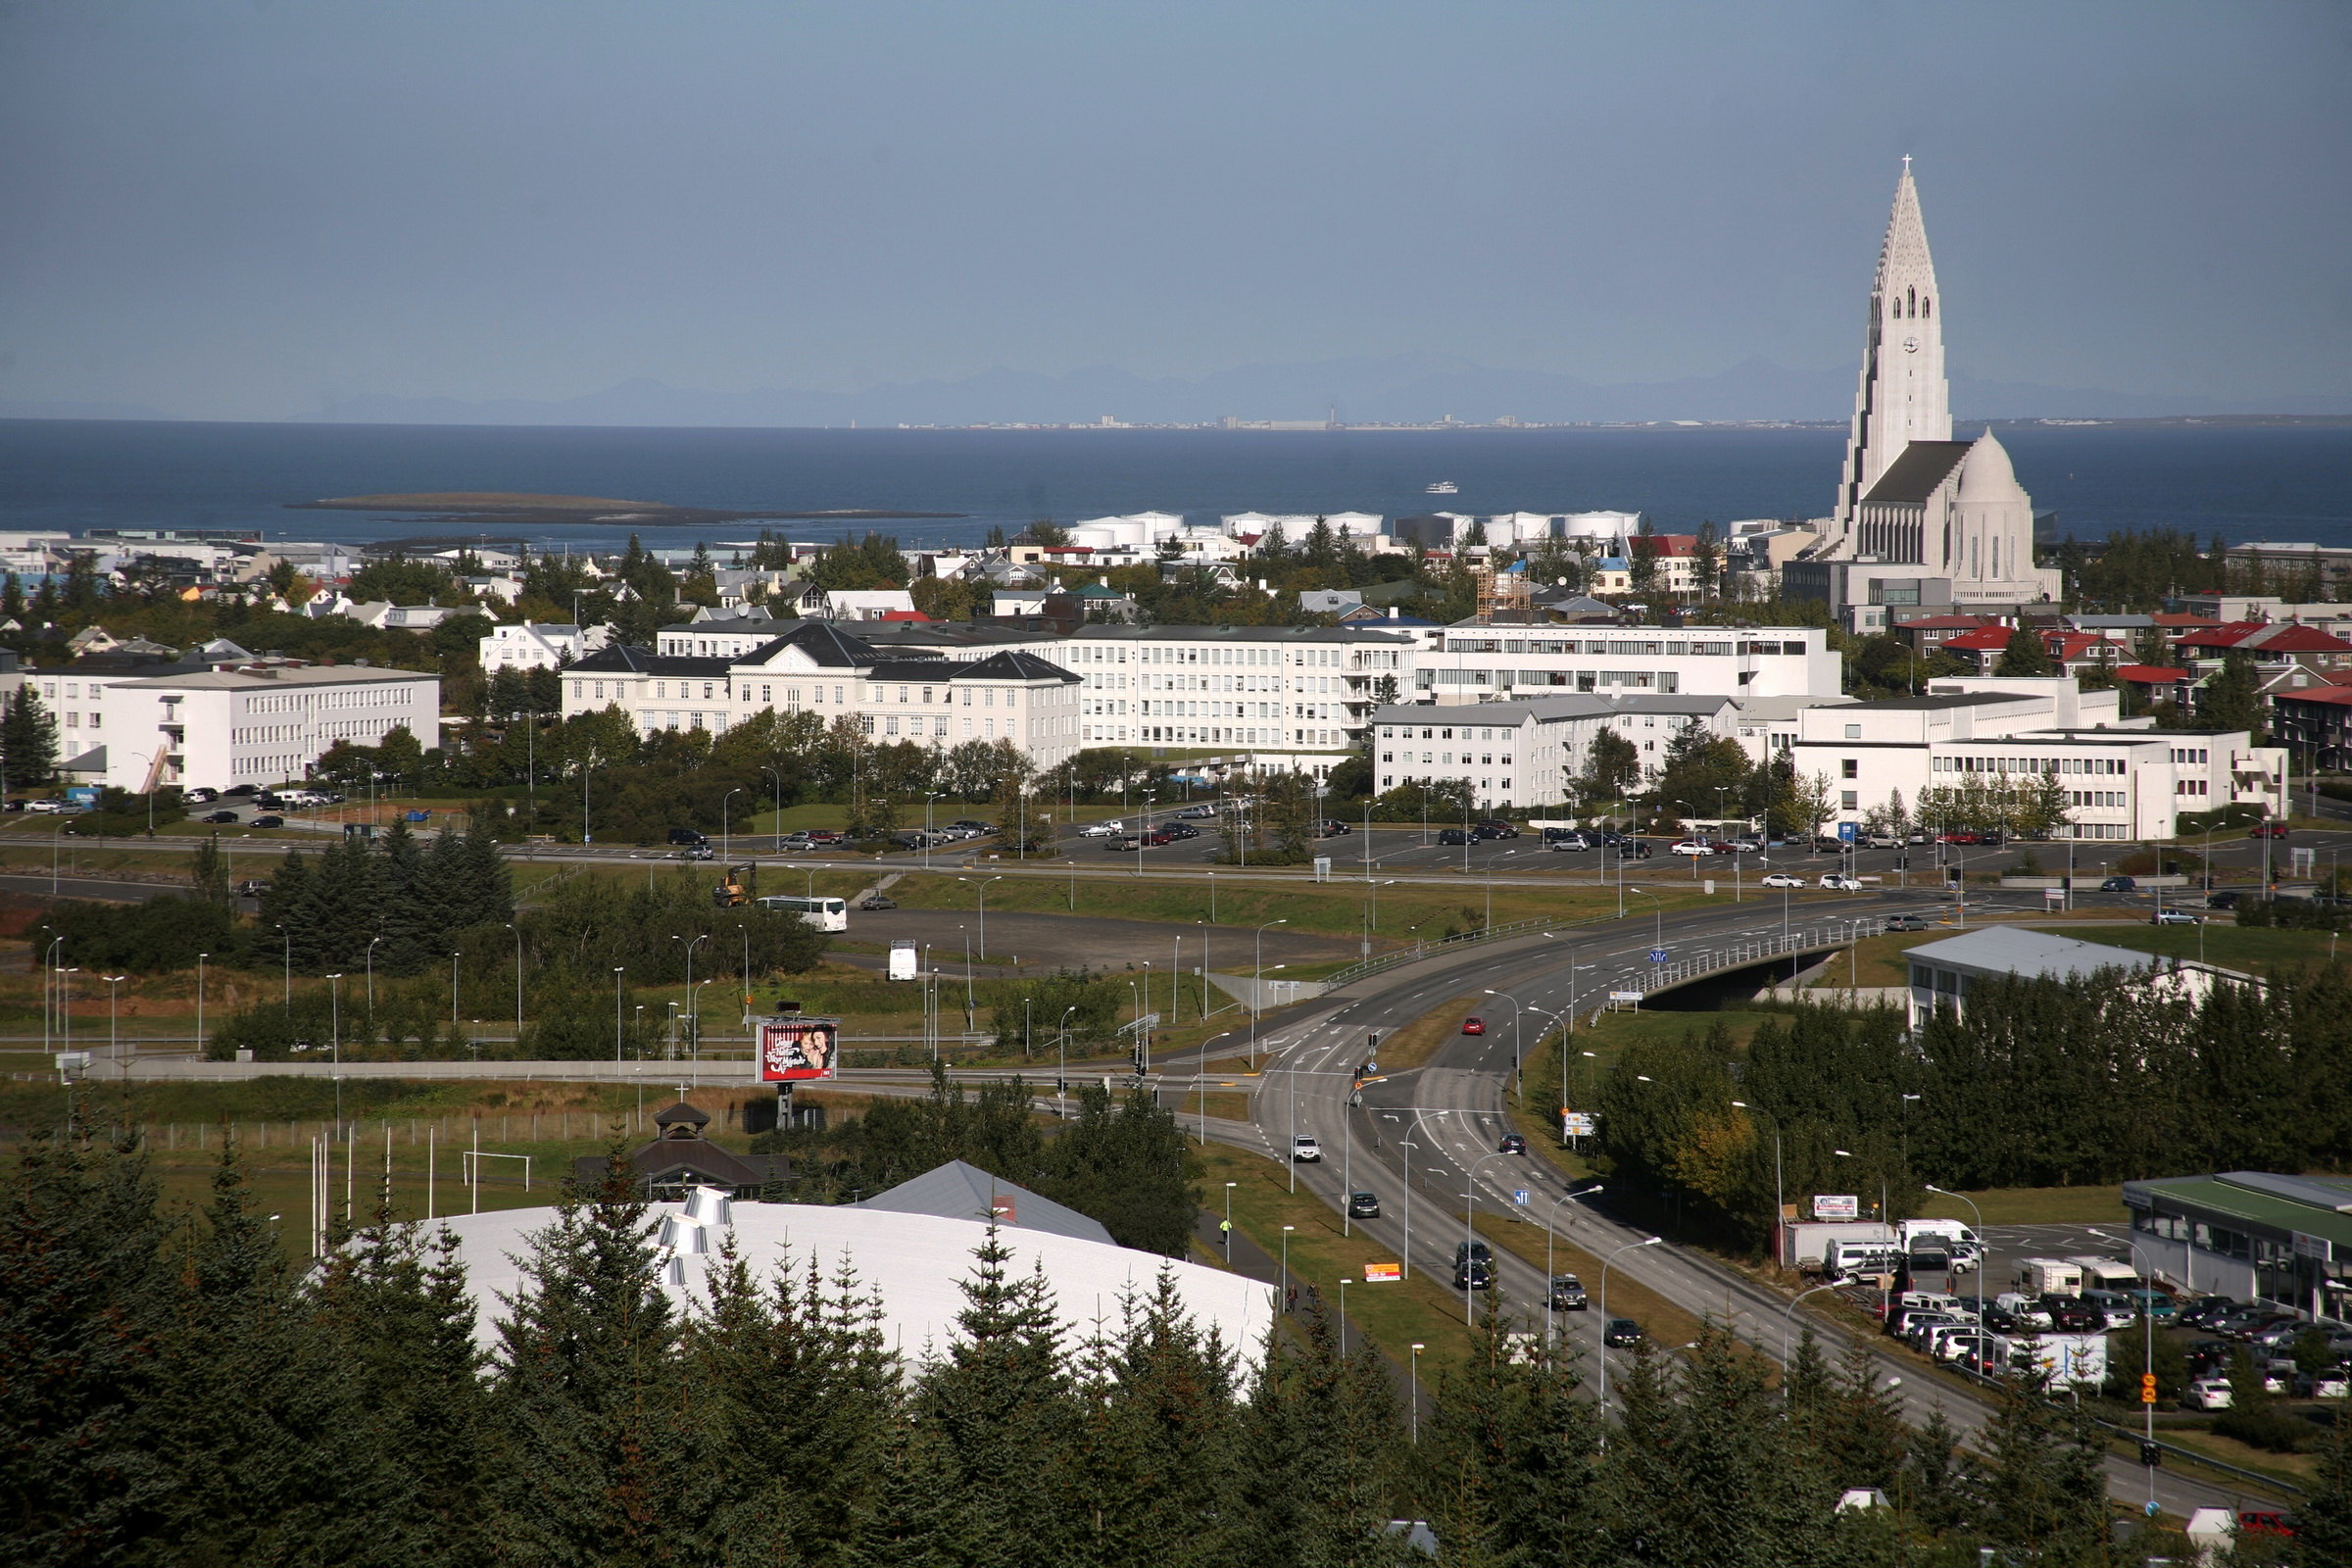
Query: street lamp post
1543,1184,1605,1345
1410,1344,1425,1444
613,967,626,1060
957,874,1003,960
103,974,125,1068
1223,1181,1237,1261
1250,918,1287,1067
721,786,743,862
324,974,344,1127
1281,1224,1295,1304
1782,1281,1842,1364
195,953,208,1056
1597,1236,1666,1419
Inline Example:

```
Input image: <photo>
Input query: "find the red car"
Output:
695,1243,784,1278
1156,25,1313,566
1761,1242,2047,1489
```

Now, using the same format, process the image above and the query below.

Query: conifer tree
1901,1405,1970,1536
0,1120,175,1566
1237,1299,1413,1567
190,831,231,909
908,1224,1075,1567
1816,1340,1908,1493
2297,1402,2352,1567
0,686,60,787
491,1145,699,1566
1420,1288,1602,1567
1967,1371,2107,1563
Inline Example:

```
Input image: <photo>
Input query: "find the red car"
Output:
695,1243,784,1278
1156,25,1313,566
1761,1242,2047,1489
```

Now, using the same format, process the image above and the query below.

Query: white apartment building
1371,694,1740,811
1059,625,1417,754
93,665,441,793
562,621,1085,771
479,622,591,672
1422,624,1839,706
1788,677,2286,842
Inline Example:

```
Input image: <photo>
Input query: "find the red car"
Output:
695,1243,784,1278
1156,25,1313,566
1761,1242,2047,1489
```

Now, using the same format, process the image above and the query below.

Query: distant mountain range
6,356,2348,426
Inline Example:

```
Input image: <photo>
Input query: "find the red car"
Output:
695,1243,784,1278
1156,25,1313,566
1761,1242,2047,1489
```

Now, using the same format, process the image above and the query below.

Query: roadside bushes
985,969,1127,1054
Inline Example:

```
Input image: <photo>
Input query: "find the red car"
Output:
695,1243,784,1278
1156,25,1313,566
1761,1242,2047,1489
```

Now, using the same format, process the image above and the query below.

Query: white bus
755,895,849,933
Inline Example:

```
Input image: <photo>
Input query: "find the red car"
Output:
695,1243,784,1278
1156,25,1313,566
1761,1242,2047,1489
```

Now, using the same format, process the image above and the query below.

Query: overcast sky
2,1,2346,420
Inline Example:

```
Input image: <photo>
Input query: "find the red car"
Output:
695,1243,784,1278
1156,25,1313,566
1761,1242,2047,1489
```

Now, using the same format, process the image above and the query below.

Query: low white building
1787,677,2286,842
1060,624,1417,755
822,589,918,622
94,664,441,793
479,622,591,672
1422,624,1839,706
350,602,465,632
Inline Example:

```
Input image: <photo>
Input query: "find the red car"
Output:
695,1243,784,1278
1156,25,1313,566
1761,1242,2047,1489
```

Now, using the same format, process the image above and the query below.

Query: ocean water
0,417,2345,553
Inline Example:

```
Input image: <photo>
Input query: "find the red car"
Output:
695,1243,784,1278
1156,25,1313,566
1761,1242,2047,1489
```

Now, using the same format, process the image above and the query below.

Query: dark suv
1348,1191,1380,1219
1437,828,1470,846
667,827,710,848
1453,1240,1494,1291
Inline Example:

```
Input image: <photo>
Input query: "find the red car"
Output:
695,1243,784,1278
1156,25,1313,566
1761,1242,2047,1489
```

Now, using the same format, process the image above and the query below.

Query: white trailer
2016,1258,2084,1298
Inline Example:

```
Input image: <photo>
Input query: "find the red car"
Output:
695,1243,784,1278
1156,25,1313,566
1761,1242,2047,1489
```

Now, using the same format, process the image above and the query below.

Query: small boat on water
1425,480,1458,495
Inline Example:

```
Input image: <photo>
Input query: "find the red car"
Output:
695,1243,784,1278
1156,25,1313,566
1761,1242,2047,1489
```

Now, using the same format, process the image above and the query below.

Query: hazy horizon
3,3,2346,423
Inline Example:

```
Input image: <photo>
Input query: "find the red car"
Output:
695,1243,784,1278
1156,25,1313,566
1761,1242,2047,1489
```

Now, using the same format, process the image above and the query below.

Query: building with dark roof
2125,1171,2352,1321
570,1100,794,1198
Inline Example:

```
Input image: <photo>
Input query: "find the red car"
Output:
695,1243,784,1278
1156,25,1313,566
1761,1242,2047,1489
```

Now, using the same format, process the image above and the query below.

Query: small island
286,491,962,525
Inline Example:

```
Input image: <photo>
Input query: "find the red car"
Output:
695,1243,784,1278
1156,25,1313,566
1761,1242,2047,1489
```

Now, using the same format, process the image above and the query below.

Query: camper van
2016,1258,2083,1298
2067,1256,2141,1293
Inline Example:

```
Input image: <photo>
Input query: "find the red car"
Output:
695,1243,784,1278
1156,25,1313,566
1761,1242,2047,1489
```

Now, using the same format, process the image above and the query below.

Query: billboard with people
757,1015,840,1082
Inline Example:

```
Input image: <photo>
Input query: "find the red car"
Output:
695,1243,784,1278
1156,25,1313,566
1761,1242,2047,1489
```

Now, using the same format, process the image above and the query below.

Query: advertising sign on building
1813,1194,1861,1221
757,1015,842,1082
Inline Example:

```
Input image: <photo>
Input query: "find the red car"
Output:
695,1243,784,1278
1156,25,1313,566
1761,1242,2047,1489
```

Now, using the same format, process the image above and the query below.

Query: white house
1370,694,1740,811
350,602,465,632
821,589,918,622
479,622,591,672
1422,624,1840,706
94,664,441,793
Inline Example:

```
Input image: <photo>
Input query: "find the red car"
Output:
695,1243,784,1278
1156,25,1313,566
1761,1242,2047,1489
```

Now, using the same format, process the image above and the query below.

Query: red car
1935,831,1981,846
1461,1016,1486,1035
2250,823,2289,840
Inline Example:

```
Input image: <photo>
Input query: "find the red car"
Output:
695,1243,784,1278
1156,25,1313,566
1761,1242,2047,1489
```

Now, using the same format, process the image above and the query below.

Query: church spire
1829,161,1952,543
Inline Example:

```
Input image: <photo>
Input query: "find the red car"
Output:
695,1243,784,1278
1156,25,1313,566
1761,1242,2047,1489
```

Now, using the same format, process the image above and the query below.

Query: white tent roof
429,1195,1271,1370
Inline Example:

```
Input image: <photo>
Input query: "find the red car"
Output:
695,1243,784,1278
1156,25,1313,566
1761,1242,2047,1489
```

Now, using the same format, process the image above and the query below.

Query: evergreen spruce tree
256,847,322,973
461,809,514,927
1420,1288,1603,1567
376,816,433,974
906,1224,1076,1567
1063,1268,1244,1568
0,1119,175,1566
1900,1405,1971,1536
1600,1324,1838,1568
309,1207,493,1568
134,1136,366,1564
1968,1372,2108,1564
2296,1402,2352,1567
490,1145,700,1566
1,686,60,787
190,832,232,909
1816,1341,1908,1493
685,1245,900,1564
1237,1299,1413,1568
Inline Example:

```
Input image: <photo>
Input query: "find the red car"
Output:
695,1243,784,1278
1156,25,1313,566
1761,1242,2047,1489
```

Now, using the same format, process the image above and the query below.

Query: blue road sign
1648,947,1669,963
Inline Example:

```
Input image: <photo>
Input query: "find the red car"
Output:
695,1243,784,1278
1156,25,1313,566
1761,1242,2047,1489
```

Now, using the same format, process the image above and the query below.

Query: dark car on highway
2099,876,2136,893
1884,913,1931,932
1548,1275,1588,1311
1603,1317,1643,1348
251,814,285,829
1437,827,1469,845
1348,1191,1380,1219
1498,1133,1527,1154
1453,1240,1494,1291
2206,890,2242,910
200,809,240,824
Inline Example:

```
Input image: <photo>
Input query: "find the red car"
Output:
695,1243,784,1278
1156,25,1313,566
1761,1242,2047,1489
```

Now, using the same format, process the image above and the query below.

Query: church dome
1956,430,2019,503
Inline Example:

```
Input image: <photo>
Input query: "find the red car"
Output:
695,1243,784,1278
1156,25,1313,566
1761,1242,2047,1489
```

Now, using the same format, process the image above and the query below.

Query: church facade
1804,162,2061,611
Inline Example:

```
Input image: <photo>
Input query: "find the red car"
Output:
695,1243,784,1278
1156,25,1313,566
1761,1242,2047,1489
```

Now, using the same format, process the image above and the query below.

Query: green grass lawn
1912,1185,2129,1225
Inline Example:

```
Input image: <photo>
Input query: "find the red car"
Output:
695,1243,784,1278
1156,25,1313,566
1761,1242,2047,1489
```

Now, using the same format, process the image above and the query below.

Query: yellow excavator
712,864,757,907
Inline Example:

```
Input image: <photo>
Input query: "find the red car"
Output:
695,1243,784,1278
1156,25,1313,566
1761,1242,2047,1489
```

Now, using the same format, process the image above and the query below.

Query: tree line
1593,966,2352,1243
20,1119,2343,1567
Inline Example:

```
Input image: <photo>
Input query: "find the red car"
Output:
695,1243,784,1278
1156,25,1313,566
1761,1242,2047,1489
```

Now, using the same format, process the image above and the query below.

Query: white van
2017,1258,2083,1298
1828,1240,1903,1278
1993,1293,2054,1329
2068,1256,2140,1293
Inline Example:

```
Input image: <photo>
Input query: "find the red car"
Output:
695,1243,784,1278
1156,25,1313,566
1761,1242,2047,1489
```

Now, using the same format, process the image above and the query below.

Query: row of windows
2169,748,2211,764
1441,638,1805,658
1383,752,1514,767
1889,286,1932,319
1933,756,2127,775
1381,725,1526,742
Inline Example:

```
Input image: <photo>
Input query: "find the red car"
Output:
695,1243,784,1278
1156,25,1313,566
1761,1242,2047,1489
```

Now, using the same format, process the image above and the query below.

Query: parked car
2080,1290,2140,1330
1670,840,1714,858
1603,1318,1643,1348
250,814,285,829
2250,822,2290,839
1819,874,1862,892
2184,1377,2234,1411
1291,1137,1322,1163
950,819,996,834
1548,1275,1589,1311
1078,821,1121,837
858,894,898,911
1498,1133,1527,1154
2152,908,2201,926
1473,820,1516,839
1761,871,1806,889
2099,876,2137,893
2039,1297,2106,1333
200,809,240,824
2178,1297,2243,1331
1176,805,1216,819
1106,836,1143,853
183,787,220,804
1884,913,1931,931
2301,1369,2352,1399
24,799,68,814
223,784,260,797
806,830,845,846
1935,831,1980,846
1731,836,1765,853
1460,1016,1486,1035
1437,828,1469,845
1165,823,1200,839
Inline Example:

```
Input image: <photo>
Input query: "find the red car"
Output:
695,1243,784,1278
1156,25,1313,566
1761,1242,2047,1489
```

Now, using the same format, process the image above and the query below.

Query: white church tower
1830,158,1950,544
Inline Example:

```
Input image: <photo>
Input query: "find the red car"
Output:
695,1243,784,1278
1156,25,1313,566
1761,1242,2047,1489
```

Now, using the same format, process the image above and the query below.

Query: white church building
1788,161,2062,614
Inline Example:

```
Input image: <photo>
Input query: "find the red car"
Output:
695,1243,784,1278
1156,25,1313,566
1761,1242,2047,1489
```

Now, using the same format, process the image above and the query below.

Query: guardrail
2082,1416,2304,1497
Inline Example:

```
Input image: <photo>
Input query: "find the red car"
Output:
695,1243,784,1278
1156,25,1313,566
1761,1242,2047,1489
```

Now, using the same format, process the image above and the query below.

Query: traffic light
2140,1372,2159,1405
2138,1440,2162,1468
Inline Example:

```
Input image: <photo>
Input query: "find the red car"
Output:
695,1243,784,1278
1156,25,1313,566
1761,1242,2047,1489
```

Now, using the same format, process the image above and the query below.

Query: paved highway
1212,889,2268,1518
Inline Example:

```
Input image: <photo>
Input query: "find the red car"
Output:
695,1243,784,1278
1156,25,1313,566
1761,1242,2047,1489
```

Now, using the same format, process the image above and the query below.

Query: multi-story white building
1787,676,2286,842
1058,624,1416,754
1370,694,1740,811
1421,624,1839,706
563,621,1086,771
479,622,592,672
92,664,441,793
